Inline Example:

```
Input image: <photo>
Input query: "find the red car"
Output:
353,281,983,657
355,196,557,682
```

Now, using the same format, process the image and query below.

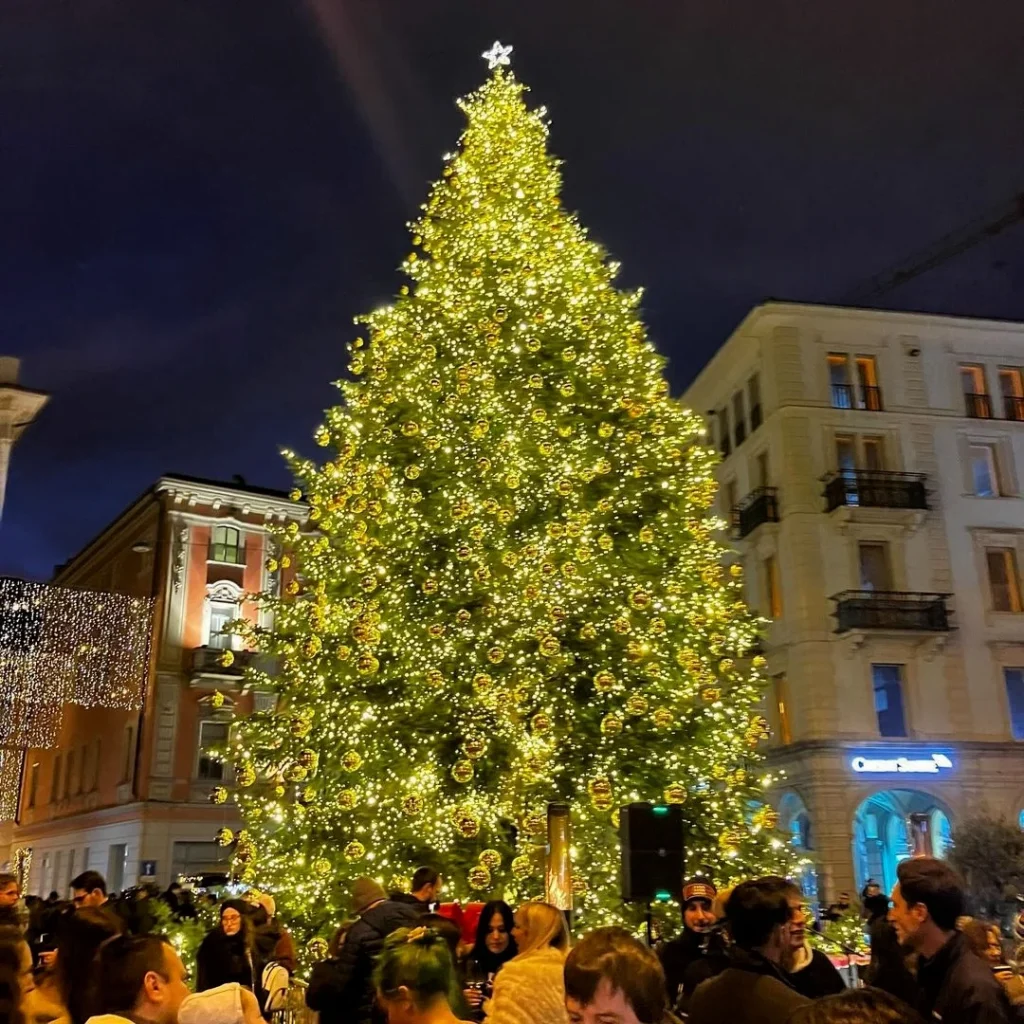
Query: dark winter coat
251,910,297,974
687,947,811,1024
866,914,919,1008
196,927,256,992
388,892,432,916
915,932,1015,1024
786,944,847,999
306,899,420,1024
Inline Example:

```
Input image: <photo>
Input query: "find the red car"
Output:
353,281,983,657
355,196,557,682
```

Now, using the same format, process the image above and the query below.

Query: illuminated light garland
0,577,154,819
230,48,803,935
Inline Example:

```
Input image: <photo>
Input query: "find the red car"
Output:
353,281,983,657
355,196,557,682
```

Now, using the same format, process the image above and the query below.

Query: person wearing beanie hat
306,877,420,1024
658,876,722,1013
242,889,297,1010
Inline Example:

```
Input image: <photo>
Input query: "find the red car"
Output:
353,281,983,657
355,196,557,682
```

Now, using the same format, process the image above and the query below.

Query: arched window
209,526,243,565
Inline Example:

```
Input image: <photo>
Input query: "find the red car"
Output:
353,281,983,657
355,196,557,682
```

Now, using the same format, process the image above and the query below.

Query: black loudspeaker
619,802,685,903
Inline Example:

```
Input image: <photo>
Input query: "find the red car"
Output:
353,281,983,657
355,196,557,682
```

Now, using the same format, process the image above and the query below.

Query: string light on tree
230,44,800,932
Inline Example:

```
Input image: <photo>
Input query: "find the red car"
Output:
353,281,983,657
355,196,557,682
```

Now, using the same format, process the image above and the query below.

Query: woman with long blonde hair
483,903,569,1024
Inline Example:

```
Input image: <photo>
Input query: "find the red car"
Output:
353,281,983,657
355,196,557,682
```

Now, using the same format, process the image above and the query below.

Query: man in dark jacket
890,857,1013,1024
658,877,720,1011
306,877,420,1024
687,879,810,1024
863,890,918,1007
389,867,442,916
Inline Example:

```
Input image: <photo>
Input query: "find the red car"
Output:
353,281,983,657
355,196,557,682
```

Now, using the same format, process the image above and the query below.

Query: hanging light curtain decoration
0,748,23,820
0,577,154,749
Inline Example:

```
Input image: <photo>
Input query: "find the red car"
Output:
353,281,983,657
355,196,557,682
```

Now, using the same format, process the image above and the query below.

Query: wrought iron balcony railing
1004,395,1024,422
732,487,779,538
832,591,951,633
823,470,928,513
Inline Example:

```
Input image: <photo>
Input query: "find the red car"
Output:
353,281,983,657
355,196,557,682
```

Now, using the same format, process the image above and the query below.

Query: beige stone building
682,302,1024,901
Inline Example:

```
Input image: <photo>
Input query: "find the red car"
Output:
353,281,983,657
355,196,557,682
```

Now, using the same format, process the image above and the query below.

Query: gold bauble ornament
457,814,480,839
451,760,474,784
479,849,501,871
751,655,768,670
600,714,623,736
298,749,318,771
579,623,597,641
587,777,612,799
211,690,226,709
215,827,235,847
402,795,423,817
754,806,780,830
571,875,588,896
594,670,616,693
464,737,486,759
341,750,363,773
652,707,674,730
701,687,722,703
210,786,228,805
639,527,655,543
426,669,444,688
422,579,438,594
487,646,505,664
468,865,492,890
511,855,533,880
472,673,493,694
284,763,307,783
401,420,419,437
539,636,561,657
343,841,366,861
719,827,745,850
531,712,552,734
290,716,312,737
218,649,235,668
664,783,687,805
710,763,728,780
625,694,649,716
521,812,546,837
629,590,651,610
307,938,329,961
235,763,256,788
336,789,358,810
612,617,631,634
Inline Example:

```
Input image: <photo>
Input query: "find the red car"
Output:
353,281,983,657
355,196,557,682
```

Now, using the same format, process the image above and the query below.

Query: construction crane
842,192,1024,303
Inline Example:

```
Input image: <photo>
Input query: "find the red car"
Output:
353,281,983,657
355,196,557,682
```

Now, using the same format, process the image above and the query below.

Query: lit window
718,407,731,457
1000,368,1024,421
872,664,907,738
197,720,230,781
961,364,991,418
856,356,882,410
208,601,238,649
987,548,1022,613
829,355,852,408
858,543,891,592
27,763,39,809
209,526,243,565
1004,669,1024,740
970,444,1000,497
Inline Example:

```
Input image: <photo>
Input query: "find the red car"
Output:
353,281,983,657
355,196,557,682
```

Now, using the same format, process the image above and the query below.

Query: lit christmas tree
227,43,796,931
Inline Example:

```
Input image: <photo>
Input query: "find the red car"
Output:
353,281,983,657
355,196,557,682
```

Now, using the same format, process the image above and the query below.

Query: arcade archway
852,789,953,895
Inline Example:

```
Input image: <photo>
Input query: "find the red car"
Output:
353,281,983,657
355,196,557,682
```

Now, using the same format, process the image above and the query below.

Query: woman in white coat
484,903,570,1024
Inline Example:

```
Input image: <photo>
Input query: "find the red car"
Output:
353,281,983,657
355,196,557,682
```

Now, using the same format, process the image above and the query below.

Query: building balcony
964,392,992,419
831,384,883,411
832,591,952,634
823,471,928,514
732,487,779,538
1004,396,1024,422
190,646,275,683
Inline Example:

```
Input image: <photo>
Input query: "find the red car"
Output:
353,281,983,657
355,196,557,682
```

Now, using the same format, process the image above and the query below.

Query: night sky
3,0,1023,580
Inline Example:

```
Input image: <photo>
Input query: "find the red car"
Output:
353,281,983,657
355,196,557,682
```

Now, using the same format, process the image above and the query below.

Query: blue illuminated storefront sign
850,752,953,774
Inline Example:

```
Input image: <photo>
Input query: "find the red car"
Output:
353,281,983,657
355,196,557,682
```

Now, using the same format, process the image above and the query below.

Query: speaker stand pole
644,901,653,947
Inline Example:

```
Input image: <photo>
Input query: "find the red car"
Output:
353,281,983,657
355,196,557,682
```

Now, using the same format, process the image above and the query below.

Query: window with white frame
209,525,243,565
197,719,230,781
970,443,1001,497
208,601,237,649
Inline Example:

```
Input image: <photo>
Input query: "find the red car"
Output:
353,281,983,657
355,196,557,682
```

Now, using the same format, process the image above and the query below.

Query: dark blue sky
3,0,1023,579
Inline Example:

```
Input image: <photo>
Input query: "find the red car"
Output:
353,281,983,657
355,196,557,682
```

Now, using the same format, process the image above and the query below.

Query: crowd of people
1,856,1023,1024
